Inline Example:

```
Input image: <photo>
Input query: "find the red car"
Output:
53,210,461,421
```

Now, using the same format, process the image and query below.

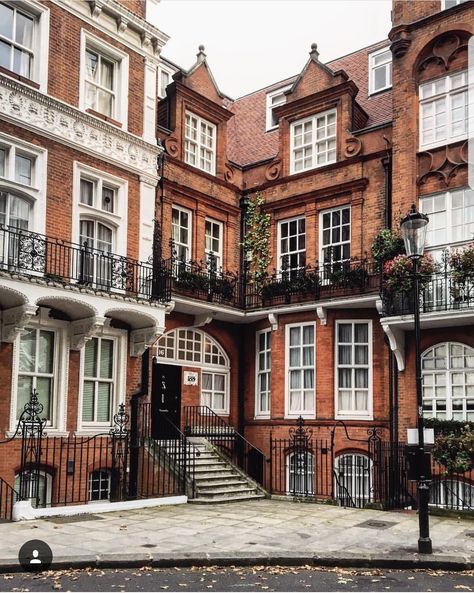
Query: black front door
151,363,182,439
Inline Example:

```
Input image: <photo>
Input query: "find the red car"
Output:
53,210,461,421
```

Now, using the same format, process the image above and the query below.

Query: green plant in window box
326,260,369,289
371,228,405,268
260,268,320,301
432,426,474,475
449,244,474,303
174,265,209,292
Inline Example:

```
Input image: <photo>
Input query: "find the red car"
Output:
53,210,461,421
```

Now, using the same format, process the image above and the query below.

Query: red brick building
0,0,473,513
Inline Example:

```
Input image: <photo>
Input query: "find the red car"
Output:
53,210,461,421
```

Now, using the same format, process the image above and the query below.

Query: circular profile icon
18,539,53,572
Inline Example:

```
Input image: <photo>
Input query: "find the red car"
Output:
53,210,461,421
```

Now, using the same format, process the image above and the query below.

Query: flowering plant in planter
449,244,474,283
432,426,474,475
383,254,436,292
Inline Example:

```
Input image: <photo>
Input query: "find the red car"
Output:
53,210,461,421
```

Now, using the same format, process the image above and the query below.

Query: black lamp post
400,203,432,555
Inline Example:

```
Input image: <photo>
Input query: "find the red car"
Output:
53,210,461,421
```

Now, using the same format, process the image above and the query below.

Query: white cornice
50,0,169,62
0,75,161,179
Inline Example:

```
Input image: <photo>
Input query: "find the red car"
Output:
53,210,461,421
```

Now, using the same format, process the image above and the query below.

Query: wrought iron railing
167,248,379,310
183,405,266,487
381,269,474,316
0,477,17,521
0,224,170,302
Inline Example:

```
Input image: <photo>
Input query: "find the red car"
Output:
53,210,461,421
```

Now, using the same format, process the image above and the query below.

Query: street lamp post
400,204,433,555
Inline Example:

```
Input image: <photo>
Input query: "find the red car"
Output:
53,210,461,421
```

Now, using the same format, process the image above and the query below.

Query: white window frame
88,469,111,503
78,327,126,433
9,308,69,434
442,0,468,9
79,30,129,127
0,131,47,235
335,453,372,504
255,328,271,419
420,187,474,251
335,320,373,421
201,371,228,415
290,108,337,175
172,205,192,262
184,111,217,175
73,162,128,258
14,470,52,508
422,342,474,422
205,217,223,270
265,84,291,131
319,205,351,266
277,216,306,274
419,70,468,150
285,322,316,419
0,0,49,91
368,46,392,95
158,64,173,99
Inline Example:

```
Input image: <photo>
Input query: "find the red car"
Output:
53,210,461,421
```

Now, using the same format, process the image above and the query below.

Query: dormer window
290,109,337,174
184,112,216,175
369,47,392,95
266,85,291,131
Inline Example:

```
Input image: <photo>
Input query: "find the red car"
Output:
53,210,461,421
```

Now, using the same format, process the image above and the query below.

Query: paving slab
0,499,473,572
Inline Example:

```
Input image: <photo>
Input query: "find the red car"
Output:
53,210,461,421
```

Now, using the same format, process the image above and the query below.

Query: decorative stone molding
70,316,107,351
316,306,327,326
0,76,161,179
389,29,412,59
381,323,405,372
268,313,278,331
1,304,38,343
224,163,236,183
141,31,152,50
89,0,104,19
117,16,128,34
265,159,282,182
344,136,363,158
130,326,164,357
417,141,468,187
418,33,469,73
163,136,179,158
194,314,213,328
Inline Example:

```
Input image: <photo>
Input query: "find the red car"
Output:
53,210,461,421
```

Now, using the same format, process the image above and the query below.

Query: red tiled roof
227,40,393,167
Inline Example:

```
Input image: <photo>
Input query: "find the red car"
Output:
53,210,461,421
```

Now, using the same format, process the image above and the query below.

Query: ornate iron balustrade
166,245,380,310
381,269,474,316
0,224,170,303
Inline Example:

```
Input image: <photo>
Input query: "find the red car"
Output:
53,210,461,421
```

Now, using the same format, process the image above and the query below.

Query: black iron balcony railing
0,224,171,302
381,269,474,316
166,249,380,311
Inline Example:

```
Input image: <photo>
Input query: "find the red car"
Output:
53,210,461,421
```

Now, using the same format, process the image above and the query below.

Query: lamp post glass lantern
400,203,433,555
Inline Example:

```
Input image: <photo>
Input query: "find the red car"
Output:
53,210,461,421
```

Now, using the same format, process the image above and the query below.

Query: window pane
96,383,111,422
100,339,113,379
84,339,97,377
0,4,13,40
80,179,94,206
100,57,114,90
38,331,54,374
17,375,32,418
15,155,32,185
0,39,10,71
19,328,36,372
36,376,52,419
82,381,94,422
15,11,33,48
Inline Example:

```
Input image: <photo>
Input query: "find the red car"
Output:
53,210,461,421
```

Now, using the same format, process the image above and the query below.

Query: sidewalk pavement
1,499,473,572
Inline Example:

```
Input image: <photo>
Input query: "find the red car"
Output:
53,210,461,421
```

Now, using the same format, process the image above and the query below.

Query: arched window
14,470,52,508
430,478,474,511
335,453,371,508
422,342,474,421
156,328,230,414
88,469,111,502
286,451,314,496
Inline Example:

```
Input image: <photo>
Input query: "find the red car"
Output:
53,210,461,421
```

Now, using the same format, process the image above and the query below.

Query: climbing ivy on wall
242,191,272,281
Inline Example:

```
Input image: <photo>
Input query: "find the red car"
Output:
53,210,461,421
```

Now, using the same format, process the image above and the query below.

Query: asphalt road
1,566,473,592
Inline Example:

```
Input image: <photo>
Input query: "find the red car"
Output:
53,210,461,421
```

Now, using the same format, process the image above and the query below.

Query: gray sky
149,0,392,99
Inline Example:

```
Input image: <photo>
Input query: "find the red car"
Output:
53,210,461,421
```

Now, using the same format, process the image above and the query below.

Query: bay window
184,112,216,174
419,71,467,149
255,329,271,418
336,321,372,419
286,323,315,417
290,109,336,174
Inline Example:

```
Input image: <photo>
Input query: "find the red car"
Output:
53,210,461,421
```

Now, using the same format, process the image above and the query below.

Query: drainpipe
381,151,392,230
128,348,150,499
238,194,250,434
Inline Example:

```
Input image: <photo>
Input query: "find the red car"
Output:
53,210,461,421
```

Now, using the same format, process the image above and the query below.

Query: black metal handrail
184,405,265,487
0,224,170,302
381,270,474,316
0,477,18,521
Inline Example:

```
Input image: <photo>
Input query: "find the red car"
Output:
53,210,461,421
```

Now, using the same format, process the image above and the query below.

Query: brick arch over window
155,327,230,369
415,30,470,81
421,342,474,422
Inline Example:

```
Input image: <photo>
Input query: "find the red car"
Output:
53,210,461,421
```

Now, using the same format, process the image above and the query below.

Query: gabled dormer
158,46,233,179
272,43,368,177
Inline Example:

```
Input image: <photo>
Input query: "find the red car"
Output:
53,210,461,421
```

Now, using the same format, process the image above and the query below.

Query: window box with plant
448,244,474,305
